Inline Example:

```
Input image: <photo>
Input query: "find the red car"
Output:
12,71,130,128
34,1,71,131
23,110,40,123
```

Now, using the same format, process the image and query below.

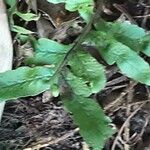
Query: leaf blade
0,67,54,101
94,21,146,52
66,50,106,96
141,35,150,57
26,38,72,66
63,94,114,150
101,41,150,85
15,11,39,21
11,25,34,34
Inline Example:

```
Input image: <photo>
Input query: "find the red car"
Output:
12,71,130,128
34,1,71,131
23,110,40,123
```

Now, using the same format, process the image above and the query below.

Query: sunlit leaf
5,0,17,7
141,35,150,57
0,67,54,101
26,38,72,67
94,21,146,52
15,11,39,21
101,41,150,85
63,94,114,150
11,25,34,34
66,50,106,96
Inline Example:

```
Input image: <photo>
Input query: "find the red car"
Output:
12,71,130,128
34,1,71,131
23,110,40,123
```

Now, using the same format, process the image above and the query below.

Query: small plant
1,0,150,149
6,0,39,34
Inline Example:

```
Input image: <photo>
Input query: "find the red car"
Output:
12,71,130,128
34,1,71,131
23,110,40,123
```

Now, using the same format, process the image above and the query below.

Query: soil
0,0,150,150
0,97,83,150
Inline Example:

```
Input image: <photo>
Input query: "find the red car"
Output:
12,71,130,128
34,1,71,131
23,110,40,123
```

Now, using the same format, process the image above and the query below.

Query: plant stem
50,8,97,82
0,0,13,122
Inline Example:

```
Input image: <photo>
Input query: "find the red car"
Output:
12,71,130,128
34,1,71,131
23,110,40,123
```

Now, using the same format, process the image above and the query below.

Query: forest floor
0,0,150,150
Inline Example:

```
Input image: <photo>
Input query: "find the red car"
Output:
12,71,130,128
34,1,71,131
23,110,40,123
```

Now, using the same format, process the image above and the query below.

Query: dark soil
0,0,150,150
0,97,83,150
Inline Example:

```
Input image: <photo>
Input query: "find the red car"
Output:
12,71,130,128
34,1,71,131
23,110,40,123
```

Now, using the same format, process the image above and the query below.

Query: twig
113,4,137,24
133,14,150,18
127,116,149,145
104,82,137,112
24,128,79,150
0,0,13,122
124,81,134,150
141,7,149,29
111,101,148,150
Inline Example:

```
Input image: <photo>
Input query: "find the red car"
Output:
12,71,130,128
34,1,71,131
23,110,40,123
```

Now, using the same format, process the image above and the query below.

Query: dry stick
113,4,137,24
104,82,137,112
134,14,150,18
141,7,149,29
111,101,148,150
24,128,79,150
0,0,13,122
124,81,134,150
128,116,149,146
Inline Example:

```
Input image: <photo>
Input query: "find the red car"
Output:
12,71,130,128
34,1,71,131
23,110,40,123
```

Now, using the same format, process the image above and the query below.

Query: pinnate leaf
63,94,114,150
0,67,54,101
85,30,150,85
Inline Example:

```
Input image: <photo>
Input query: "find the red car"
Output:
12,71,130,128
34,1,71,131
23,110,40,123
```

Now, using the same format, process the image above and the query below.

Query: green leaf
65,70,92,97
35,38,72,53
78,3,94,22
5,0,17,7
5,0,17,19
26,38,72,66
51,84,60,97
0,67,54,101
84,27,150,85
141,35,150,57
65,0,94,22
100,41,150,85
95,21,145,40
84,31,109,49
16,34,30,44
94,21,146,52
63,94,114,150
11,25,34,34
100,40,129,65
47,0,94,22
65,0,94,11
15,11,39,21
111,22,145,52
66,50,106,97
